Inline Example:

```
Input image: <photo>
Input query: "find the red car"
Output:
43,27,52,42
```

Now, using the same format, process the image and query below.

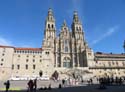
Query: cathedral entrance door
63,57,71,68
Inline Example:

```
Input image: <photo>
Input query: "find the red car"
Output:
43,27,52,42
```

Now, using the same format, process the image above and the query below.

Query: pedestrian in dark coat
33,79,37,91
27,80,34,92
4,80,10,92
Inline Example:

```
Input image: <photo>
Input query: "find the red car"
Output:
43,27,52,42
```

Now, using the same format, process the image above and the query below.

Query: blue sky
0,0,125,53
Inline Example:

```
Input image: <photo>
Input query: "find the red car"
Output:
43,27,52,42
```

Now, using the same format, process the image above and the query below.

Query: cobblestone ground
0,80,62,90
0,80,125,92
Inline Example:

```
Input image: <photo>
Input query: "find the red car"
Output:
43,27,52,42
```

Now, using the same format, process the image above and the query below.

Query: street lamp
123,40,125,53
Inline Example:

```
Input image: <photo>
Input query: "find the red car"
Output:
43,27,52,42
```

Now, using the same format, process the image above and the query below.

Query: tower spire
73,11,80,23
46,8,55,22
61,20,68,31
43,8,56,48
71,11,84,40
63,20,67,27
48,8,53,16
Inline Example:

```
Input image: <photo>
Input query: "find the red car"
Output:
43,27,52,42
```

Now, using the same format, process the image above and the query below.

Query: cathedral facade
42,8,93,68
0,9,125,80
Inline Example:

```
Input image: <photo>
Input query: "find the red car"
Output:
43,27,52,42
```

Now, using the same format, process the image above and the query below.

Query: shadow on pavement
1,84,125,92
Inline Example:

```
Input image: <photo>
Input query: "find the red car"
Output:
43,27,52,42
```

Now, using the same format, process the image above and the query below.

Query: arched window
65,46,68,52
79,27,81,31
51,16,53,20
76,27,78,31
48,24,50,28
26,64,28,69
64,28,66,31
33,64,36,69
64,40,68,45
52,24,54,28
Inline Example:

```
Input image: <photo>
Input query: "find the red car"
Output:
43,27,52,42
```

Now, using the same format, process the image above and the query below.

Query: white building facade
0,8,125,80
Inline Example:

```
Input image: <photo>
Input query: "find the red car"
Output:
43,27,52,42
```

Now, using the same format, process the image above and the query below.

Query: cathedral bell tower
41,8,56,75
71,11,84,41
42,8,56,49
71,11,86,67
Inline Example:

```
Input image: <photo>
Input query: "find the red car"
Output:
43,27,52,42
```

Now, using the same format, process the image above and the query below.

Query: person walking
33,79,37,92
4,80,10,92
62,79,65,87
27,80,34,92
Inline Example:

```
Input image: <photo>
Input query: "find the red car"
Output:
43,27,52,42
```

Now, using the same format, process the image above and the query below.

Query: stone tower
42,8,56,75
71,11,86,67
42,8,56,50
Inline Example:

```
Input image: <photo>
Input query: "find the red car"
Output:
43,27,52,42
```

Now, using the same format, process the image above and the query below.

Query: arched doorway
63,57,71,68
39,70,43,77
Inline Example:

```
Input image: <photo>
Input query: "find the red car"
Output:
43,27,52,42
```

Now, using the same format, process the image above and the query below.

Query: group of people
3,76,125,92
27,79,37,92
84,78,93,85
98,76,125,89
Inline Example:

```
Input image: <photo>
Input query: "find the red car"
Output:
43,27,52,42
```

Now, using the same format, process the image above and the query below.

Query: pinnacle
48,8,53,15
74,11,78,16
63,20,67,27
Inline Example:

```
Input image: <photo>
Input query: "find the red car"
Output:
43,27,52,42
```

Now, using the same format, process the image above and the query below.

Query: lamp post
123,40,125,53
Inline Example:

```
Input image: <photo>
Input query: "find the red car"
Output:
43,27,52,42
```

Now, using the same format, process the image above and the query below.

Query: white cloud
0,37,13,46
0,35,38,47
92,26,119,45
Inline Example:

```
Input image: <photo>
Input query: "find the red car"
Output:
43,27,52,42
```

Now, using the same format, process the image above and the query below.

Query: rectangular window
108,62,111,66
33,64,36,69
22,51,24,53
63,62,67,67
122,62,125,66
33,59,35,62
116,62,118,66
40,59,42,62
1,59,4,61
17,65,20,70
26,59,29,62
112,61,114,65
63,62,71,68
25,51,27,53
12,64,14,69
26,64,28,70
